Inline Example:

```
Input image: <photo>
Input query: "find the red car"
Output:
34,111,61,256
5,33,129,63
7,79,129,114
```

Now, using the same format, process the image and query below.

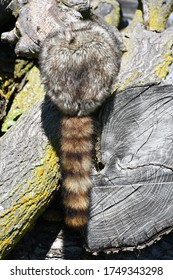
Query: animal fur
39,20,121,228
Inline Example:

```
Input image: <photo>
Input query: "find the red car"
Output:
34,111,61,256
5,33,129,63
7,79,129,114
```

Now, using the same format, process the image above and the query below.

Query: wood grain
87,85,173,252
0,96,61,258
1,0,173,257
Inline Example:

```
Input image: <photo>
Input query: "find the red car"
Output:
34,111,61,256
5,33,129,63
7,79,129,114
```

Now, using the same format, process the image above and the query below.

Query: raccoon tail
60,115,94,228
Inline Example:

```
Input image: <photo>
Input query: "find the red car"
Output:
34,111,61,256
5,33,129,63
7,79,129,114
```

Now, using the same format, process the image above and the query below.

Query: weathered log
90,0,121,28
87,84,173,252
1,84,173,257
115,10,173,90
0,0,123,57
142,0,173,31
1,0,84,57
0,96,60,258
1,0,173,258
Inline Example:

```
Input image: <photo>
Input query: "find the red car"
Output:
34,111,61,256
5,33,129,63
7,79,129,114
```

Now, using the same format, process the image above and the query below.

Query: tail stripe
61,115,94,228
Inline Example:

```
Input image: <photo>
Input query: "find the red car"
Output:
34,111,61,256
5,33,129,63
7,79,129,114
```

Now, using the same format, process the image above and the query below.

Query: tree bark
0,96,61,258
1,0,123,57
1,0,84,57
1,0,173,258
142,0,173,31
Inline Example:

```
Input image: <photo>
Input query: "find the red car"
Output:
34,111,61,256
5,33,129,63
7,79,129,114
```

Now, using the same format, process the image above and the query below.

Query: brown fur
61,116,94,227
39,20,122,228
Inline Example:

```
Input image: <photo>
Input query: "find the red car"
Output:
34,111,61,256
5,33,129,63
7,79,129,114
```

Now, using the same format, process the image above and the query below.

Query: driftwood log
1,0,173,258
87,84,173,252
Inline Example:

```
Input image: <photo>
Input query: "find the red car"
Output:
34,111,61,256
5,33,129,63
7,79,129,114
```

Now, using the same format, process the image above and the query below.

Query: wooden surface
2,84,173,256
86,85,173,252
115,11,173,90
1,0,83,57
0,97,61,258
1,0,173,258
142,0,173,31
0,0,124,58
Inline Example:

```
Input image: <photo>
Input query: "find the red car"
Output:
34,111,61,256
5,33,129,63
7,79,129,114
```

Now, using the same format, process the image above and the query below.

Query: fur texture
61,116,94,227
39,20,121,228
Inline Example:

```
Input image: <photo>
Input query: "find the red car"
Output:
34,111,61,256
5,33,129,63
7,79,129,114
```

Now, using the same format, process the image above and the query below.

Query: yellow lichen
14,60,33,79
149,4,171,31
5,239,11,245
123,9,144,34
117,72,142,91
34,144,59,181
155,51,173,79
0,73,15,100
21,197,30,204
0,144,60,259
105,1,120,27
2,66,45,132
91,0,120,27
0,60,33,104
132,9,144,25
36,167,45,176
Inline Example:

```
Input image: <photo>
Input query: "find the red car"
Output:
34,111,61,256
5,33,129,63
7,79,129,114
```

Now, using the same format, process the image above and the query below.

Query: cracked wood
87,85,173,252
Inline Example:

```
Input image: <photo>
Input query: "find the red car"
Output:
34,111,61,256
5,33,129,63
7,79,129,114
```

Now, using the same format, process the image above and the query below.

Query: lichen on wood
115,9,173,91
0,55,34,126
2,66,45,132
1,0,173,259
0,97,61,259
91,0,120,27
155,51,173,79
142,0,173,32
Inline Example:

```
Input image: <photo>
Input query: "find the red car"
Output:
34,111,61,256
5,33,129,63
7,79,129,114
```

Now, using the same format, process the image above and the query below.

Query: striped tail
60,115,94,228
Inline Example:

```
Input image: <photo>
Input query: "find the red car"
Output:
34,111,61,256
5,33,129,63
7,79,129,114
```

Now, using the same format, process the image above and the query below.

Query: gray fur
39,21,122,116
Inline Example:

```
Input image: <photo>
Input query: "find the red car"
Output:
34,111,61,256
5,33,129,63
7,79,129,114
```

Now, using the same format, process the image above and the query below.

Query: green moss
2,66,45,132
155,51,173,79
